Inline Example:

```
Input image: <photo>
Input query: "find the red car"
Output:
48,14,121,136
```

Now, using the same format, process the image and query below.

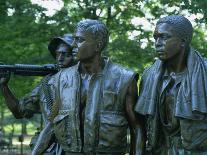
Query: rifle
0,64,58,77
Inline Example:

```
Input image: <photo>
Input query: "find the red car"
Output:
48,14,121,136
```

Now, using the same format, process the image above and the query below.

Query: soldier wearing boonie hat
0,33,74,155
48,33,74,59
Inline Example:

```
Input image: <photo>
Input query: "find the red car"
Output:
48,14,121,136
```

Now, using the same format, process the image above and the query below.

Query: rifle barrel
0,64,58,76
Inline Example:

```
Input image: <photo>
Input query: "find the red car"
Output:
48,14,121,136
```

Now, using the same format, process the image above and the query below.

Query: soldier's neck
165,49,187,74
80,55,104,75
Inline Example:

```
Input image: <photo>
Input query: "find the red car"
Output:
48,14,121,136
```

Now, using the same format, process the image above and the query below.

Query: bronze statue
51,19,145,155
0,33,74,155
135,15,207,154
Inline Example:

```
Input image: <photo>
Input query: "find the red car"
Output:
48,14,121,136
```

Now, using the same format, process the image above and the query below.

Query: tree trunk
0,104,5,134
22,119,27,135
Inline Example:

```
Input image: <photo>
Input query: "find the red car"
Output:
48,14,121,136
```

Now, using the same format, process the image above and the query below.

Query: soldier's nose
71,40,76,48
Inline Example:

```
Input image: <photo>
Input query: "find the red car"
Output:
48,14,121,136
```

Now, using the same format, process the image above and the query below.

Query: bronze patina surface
135,15,207,155
52,19,145,155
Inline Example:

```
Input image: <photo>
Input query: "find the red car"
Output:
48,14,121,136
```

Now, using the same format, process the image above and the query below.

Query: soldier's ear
181,39,186,47
96,41,102,51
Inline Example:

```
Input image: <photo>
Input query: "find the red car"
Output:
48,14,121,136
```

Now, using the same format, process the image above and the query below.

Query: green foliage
0,0,206,135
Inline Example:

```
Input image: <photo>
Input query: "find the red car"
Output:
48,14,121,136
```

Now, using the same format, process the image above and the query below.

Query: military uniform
19,75,61,155
53,58,136,155
19,75,54,122
135,48,207,155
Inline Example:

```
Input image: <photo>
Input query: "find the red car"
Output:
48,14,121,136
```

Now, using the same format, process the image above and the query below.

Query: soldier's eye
162,35,171,40
77,37,85,43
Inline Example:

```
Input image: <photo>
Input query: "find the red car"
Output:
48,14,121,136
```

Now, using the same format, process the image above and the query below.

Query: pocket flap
100,111,128,126
53,110,70,123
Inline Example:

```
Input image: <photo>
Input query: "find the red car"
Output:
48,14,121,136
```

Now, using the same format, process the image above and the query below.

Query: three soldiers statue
1,15,207,155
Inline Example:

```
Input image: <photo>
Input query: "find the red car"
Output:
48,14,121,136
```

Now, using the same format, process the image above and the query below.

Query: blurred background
0,0,206,154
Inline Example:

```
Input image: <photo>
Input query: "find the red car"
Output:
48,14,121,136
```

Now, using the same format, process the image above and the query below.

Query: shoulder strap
41,75,53,112
48,71,62,121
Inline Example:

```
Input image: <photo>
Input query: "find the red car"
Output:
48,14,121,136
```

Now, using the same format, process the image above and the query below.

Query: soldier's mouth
156,48,164,53
72,49,78,56
157,51,164,55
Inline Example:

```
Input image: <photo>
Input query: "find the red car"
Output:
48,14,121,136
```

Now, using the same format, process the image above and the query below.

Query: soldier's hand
0,72,10,86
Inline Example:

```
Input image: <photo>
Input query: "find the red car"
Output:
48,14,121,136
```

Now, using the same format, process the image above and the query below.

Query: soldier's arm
0,77,40,119
125,77,146,155
31,122,54,155
1,79,23,119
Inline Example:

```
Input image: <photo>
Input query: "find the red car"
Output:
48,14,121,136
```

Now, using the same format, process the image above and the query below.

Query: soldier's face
72,30,98,62
56,43,73,68
153,23,183,61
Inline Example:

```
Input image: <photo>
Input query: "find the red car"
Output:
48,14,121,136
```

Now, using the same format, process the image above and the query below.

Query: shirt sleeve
19,85,41,118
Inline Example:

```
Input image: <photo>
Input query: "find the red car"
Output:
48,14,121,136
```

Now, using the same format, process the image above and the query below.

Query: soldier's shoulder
109,61,136,77
54,64,79,77
63,64,78,72
142,60,161,78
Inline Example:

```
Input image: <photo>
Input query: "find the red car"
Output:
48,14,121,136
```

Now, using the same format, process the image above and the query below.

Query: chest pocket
53,112,72,149
103,90,117,110
98,111,128,152
180,118,207,151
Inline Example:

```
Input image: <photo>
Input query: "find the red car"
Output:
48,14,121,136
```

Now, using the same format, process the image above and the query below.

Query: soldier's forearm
129,125,144,155
32,122,54,155
1,85,23,119
135,127,145,155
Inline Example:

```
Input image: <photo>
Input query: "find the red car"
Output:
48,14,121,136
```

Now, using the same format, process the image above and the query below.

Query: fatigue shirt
53,58,136,154
141,68,207,155
161,70,186,132
19,75,61,155
153,70,186,155
138,68,207,155
149,92,207,155
19,75,55,124
135,49,207,154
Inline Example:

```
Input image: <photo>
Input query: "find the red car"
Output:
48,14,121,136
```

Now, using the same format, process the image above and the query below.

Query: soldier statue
51,19,145,155
0,33,74,154
135,15,207,154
